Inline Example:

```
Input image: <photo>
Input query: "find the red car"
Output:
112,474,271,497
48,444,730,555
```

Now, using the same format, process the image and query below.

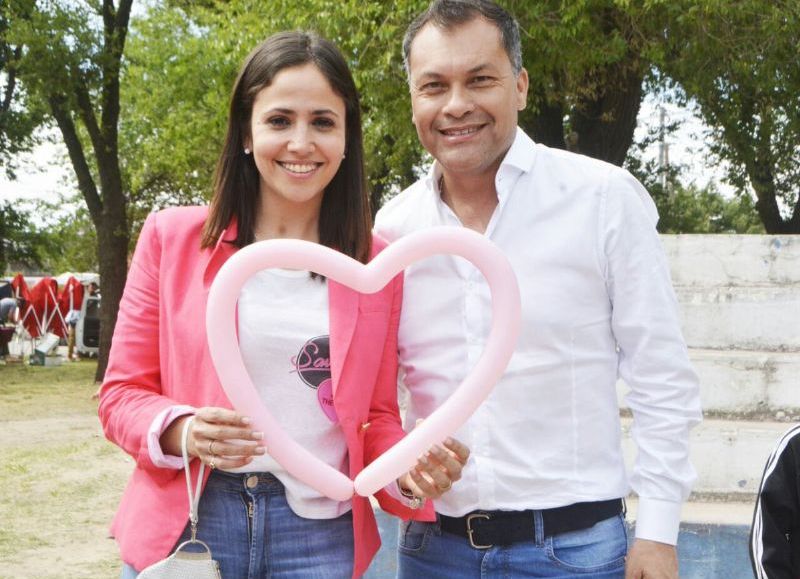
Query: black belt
438,498,624,549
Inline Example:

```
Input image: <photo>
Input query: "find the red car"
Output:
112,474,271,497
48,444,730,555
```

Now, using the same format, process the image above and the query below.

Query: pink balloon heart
206,227,520,501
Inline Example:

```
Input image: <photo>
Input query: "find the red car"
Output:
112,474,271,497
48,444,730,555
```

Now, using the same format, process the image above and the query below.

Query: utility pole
658,106,672,195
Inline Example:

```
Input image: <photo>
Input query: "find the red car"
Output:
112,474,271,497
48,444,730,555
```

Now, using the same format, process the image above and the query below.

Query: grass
0,360,132,578
0,361,106,420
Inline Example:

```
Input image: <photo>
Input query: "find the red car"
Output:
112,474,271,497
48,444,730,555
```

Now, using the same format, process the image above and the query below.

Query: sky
0,129,74,207
0,95,730,208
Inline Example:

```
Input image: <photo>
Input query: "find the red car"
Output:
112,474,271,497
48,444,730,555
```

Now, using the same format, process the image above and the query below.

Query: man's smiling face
407,17,528,180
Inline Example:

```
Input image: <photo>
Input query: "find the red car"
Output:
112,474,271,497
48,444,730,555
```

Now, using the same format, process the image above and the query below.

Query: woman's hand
398,436,470,500
161,408,266,470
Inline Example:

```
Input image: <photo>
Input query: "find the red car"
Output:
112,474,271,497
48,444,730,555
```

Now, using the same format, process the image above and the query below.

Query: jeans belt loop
466,513,493,549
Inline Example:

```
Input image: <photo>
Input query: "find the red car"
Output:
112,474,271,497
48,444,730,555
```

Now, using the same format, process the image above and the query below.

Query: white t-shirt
230,268,350,519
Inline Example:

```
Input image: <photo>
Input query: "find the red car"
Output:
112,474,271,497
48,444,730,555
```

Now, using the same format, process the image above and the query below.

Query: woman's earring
244,148,251,155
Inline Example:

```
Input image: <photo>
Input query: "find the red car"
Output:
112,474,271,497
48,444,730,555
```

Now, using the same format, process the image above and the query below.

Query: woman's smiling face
247,63,346,212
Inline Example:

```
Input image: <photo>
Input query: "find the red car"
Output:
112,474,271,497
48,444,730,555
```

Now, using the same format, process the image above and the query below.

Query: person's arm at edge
750,429,800,578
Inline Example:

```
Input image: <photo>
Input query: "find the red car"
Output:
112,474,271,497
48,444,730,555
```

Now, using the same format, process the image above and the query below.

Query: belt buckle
466,512,492,549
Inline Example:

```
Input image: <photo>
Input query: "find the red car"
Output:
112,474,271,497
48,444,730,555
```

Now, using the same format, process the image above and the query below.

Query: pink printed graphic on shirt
316,378,337,423
291,335,337,423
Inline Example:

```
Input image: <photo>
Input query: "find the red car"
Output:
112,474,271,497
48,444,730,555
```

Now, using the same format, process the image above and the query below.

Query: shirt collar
424,127,536,201
503,127,537,175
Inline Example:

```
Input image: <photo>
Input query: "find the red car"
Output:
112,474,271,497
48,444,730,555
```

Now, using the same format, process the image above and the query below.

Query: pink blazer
98,206,433,577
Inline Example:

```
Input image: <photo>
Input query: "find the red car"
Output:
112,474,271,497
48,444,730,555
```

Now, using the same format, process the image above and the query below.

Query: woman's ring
208,440,217,456
438,479,452,492
209,458,216,470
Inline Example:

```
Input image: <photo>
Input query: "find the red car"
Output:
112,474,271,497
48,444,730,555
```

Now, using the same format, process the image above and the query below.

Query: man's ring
208,440,217,456
438,479,452,492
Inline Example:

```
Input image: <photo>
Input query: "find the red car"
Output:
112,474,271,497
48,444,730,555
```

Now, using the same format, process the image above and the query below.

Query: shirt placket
463,266,495,506
432,168,515,509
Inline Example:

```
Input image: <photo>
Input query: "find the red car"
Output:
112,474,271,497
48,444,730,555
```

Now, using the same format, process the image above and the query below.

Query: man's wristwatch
398,483,425,510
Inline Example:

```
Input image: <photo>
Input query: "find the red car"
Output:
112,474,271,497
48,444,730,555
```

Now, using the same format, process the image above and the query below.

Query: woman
98,31,468,578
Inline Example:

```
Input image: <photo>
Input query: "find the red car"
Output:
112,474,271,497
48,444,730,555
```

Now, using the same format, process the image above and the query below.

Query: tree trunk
791,197,800,233
520,62,643,166
734,102,800,234
522,98,567,150
749,164,798,234
753,197,791,233
570,61,644,167
94,198,129,381
0,207,6,274
48,92,129,381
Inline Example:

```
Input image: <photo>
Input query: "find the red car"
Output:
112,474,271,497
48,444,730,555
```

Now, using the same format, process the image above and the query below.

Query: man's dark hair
402,0,522,77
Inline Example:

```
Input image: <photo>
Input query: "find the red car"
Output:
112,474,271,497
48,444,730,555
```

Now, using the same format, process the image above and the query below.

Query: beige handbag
138,417,222,579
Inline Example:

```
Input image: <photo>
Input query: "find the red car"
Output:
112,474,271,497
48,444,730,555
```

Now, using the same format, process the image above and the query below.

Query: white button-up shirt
375,128,702,545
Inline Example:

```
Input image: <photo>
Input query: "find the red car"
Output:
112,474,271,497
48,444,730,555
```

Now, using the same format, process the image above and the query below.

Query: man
750,424,800,578
374,1,702,577
0,296,19,359
0,296,19,325
65,308,81,361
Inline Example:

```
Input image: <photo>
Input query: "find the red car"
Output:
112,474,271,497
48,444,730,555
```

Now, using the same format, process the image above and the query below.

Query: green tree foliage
2,0,797,384
627,147,765,234
35,196,99,273
93,0,800,235
120,0,428,218
656,185,765,235
662,0,800,233
513,0,680,166
3,0,133,380
0,4,43,177
119,0,690,216
0,201,55,274
0,197,97,276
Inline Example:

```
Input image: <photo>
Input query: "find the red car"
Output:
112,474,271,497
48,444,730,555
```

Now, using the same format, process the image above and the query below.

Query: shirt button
246,475,258,489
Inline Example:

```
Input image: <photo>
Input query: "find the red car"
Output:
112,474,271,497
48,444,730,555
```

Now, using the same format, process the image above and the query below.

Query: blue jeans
121,471,354,578
397,512,627,578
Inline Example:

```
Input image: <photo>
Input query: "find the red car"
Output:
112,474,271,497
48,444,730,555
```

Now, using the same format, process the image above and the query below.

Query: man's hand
398,436,470,500
396,418,470,501
625,539,678,579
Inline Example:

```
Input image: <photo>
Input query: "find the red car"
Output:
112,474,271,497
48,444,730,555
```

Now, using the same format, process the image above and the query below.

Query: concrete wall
620,235,800,498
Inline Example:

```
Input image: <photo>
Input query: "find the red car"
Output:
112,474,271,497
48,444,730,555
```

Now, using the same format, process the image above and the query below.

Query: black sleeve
751,427,800,579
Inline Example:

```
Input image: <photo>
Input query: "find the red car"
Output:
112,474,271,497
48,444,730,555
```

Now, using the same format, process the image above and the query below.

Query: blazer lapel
201,219,240,409
328,280,358,400
201,219,240,289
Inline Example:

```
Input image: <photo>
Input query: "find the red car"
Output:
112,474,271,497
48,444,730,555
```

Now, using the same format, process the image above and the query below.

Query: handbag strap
181,416,206,542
